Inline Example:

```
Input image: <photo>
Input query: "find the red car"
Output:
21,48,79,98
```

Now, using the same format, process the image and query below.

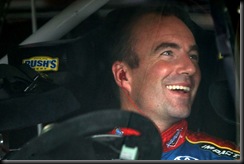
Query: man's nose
176,55,198,76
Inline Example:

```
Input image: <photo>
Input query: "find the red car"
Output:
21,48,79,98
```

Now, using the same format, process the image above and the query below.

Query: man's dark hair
102,2,197,69
95,1,199,103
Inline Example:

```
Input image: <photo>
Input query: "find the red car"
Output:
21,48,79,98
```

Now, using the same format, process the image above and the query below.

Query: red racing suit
160,119,240,160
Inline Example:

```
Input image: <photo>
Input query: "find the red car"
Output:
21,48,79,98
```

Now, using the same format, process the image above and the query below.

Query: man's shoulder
185,130,240,159
186,131,239,150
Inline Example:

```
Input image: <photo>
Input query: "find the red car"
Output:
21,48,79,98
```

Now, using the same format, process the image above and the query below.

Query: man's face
128,14,201,126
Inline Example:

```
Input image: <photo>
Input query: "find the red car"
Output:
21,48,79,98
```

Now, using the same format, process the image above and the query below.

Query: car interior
0,0,241,160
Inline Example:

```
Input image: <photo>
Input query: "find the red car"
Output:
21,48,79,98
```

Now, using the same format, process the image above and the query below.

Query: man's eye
161,51,172,56
190,54,199,62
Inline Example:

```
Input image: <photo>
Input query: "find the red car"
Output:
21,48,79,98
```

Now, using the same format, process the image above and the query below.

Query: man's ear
112,61,132,93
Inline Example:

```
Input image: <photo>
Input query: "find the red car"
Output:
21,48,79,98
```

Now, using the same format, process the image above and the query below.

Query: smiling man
116,14,200,132
102,3,240,160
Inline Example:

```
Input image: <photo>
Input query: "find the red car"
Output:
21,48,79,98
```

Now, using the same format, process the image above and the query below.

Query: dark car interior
0,0,240,160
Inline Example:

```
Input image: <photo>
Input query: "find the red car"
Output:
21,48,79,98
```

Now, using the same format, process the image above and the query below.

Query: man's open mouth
166,85,190,93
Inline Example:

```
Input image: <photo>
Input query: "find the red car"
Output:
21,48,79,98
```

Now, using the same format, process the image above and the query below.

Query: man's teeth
166,85,190,92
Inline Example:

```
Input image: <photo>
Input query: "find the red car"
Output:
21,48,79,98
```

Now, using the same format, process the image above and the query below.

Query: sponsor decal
166,128,183,148
23,56,59,71
174,156,199,160
200,144,240,159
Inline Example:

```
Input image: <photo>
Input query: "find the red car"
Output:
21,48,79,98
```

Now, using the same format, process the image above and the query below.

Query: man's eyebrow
188,45,199,53
154,42,199,53
154,42,180,52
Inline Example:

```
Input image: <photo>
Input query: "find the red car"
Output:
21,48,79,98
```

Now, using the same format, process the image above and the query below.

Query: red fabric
160,119,240,153
186,130,240,151
108,127,141,136
161,119,187,152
